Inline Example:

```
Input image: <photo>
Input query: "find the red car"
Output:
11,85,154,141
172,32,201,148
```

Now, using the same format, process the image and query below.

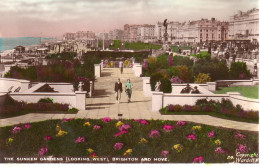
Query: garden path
0,68,258,132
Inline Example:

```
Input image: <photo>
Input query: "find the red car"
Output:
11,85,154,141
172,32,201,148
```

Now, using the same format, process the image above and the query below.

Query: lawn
190,51,211,59
215,86,259,99
0,118,258,163
125,42,162,50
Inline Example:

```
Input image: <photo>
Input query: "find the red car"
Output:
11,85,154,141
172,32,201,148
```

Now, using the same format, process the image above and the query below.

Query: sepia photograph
0,0,259,166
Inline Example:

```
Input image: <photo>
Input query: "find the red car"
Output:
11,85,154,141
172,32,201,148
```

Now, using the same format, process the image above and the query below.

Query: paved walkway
0,68,258,132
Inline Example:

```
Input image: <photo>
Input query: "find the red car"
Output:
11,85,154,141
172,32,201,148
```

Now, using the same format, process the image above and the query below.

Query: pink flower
38,147,49,156
193,156,204,163
140,120,149,125
161,151,169,157
176,121,186,127
208,131,216,138
62,118,74,122
44,136,52,141
114,142,124,150
149,130,161,138
24,124,31,129
93,125,101,130
75,136,86,143
186,134,196,140
114,130,128,137
134,119,149,125
102,117,111,123
235,133,246,139
215,147,226,154
12,126,22,134
162,124,174,132
119,125,131,131
237,144,248,153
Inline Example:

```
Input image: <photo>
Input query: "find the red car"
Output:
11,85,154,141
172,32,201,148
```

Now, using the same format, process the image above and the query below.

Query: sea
0,37,54,52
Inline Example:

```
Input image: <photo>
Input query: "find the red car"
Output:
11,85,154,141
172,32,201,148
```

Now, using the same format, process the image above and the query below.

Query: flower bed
0,118,258,163
160,98,259,123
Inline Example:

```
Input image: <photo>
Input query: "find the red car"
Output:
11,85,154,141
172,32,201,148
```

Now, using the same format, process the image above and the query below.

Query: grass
0,119,258,163
125,42,162,50
171,46,192,53
160,110,259,124
190,51,211,59
109,40,122,49
215,86,259,99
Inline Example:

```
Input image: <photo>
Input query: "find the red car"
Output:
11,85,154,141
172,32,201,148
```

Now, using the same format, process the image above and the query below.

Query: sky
0,0,258,38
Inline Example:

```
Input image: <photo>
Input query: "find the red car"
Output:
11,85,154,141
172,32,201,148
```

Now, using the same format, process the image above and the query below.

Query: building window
206,34,208,38
206,29,208,32
200,34,202,38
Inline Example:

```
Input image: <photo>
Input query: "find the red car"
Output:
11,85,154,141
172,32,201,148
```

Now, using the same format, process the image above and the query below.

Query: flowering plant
83,122,91,127
215,147,227,154
173,144,184,152
75,136,86,143
235,133,246,139
93,125,101,130
44,136,52,141
176,121,186,127
119,124,131,132
171,76,184,84
237,144,248,153
138,138,148,144
186,134,196,140
193,156,204,163
161,151,169,157
162,124,174,132
149,130,161,138
192,126,201,131
214,139,221,146
38,147,49,156
6,138,13,145
114,142,124,150
123,149,132,156
24,124,31,129
62,118,74,122
114,130,128,137
12,126,22,134
56,130,68,137
115,121,124,127
102,117,111,123
208,131,216,138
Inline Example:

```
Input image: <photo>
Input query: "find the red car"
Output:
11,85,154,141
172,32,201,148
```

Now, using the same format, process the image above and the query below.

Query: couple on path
114,78,132,103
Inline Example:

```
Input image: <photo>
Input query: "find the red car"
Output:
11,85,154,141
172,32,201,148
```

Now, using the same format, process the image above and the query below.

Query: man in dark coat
115,78,123,103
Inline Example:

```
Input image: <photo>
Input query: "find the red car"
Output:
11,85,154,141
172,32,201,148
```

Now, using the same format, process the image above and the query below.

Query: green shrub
195,73,211,84
38,98,53,103
192,58,229,81
173,56,193,67
68,108,79,113
150,72,172,93
176,66,191,83
166,66,179,78
230,62,251,79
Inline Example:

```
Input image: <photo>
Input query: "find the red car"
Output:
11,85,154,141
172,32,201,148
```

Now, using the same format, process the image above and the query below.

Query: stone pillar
75,91,87,110
94,64,101,78
207,82,216,91
101,60,104,70
142,77,150,96
20,80,30,92
135,65,142,77
89,81,93,97
152,91,163,112
4,65,12,74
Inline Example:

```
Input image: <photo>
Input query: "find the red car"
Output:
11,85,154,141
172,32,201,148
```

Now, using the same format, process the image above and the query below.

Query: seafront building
155,21,181,42
177,18,229,43
136,24,156,42
229,8,259,42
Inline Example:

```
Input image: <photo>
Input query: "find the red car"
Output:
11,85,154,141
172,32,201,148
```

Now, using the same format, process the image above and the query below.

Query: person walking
114,78,123,103
120,61,124,74
125,79,133,103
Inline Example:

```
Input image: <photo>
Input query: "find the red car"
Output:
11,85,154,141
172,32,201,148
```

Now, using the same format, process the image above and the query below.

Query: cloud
0,0,258,37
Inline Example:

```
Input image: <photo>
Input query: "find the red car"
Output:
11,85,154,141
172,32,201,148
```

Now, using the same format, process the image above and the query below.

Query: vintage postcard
0,0,259,166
